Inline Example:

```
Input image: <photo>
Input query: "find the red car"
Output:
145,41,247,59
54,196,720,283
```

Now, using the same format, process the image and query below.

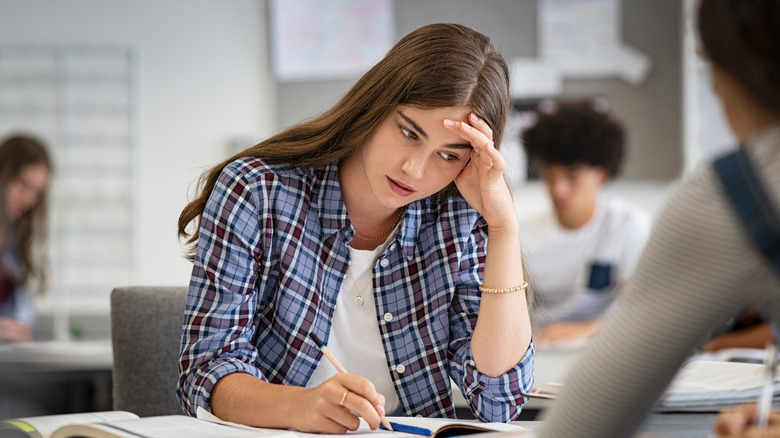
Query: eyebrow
398,110,428,139
397,110,473,150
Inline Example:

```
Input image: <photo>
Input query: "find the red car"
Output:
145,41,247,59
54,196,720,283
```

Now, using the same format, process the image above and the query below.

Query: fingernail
375,403,385,415
443,119,455,127
461,123,471,131
470,113,479,122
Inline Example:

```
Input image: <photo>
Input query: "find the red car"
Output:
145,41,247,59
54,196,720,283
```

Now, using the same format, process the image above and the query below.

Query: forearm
211,373,306,428
702,323,773,351
536,320,603,346
471,222,532,377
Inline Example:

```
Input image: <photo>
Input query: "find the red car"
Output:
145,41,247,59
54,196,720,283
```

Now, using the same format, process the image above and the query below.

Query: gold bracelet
479,281,529,294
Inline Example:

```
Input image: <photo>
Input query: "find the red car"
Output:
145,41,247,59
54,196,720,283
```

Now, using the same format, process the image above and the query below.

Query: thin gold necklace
354,207,406,242
349,270,372,307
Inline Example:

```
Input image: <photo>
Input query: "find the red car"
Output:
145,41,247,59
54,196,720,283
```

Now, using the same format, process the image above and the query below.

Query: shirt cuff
459,340,535,422
183,358,265,415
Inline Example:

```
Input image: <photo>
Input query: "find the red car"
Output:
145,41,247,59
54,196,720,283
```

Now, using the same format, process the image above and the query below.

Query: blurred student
0,134,52,344
536,0,780,436
520,102,651,346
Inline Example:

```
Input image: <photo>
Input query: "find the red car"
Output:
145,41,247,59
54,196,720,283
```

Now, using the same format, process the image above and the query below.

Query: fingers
713,404,780,437
319,374,384,431
339,377,384,430
715,407,749,436
443,114,505,174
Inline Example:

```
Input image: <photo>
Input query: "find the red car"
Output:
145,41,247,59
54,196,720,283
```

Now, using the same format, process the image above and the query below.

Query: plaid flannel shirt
177,157,534,422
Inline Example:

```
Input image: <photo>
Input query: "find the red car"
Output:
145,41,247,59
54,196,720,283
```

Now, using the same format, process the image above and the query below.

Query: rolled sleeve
455,341,534,422
177,162,268,416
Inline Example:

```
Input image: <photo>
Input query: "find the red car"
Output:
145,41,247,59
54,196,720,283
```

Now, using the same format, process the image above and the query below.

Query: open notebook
197,407,532,437
0,408,532,438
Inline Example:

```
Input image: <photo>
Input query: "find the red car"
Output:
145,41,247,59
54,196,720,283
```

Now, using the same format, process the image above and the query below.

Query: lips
387,177,415,197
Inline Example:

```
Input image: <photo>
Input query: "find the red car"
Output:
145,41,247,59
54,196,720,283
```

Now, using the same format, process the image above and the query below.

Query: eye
439,151,460,162
399,125,418,140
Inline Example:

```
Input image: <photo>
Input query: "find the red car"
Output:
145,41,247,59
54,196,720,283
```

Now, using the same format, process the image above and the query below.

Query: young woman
0,134,52,344
537,0,780,436
177,23,533,432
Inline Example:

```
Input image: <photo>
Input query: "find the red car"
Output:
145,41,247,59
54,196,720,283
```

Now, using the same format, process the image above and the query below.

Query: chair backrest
111,286,188,417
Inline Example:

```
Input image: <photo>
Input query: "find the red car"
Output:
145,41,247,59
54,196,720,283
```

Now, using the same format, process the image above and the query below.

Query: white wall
0,0,273,290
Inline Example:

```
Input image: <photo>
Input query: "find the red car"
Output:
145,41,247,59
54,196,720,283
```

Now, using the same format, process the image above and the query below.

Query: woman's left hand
444,113,515,229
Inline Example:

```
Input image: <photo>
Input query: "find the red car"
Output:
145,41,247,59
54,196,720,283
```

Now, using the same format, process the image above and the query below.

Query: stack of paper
523,359,780,413
658,359,780,412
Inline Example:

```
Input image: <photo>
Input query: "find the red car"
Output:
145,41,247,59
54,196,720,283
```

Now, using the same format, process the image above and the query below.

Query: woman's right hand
289,373,387,434
715,404,780,437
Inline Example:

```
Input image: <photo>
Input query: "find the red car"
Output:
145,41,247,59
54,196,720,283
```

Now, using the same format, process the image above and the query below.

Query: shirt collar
314,162,350,237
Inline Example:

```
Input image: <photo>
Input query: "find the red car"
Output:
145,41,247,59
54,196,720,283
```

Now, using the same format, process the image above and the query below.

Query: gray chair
111,286,188,417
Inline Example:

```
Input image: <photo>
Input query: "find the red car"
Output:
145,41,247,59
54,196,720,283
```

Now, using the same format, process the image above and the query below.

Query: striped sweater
539,125,780,438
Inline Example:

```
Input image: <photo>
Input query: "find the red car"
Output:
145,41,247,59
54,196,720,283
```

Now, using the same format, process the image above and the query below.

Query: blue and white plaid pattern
177,157,534,422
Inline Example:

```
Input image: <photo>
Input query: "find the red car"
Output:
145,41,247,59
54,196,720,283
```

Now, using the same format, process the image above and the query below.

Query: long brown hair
178,23,511,258
0,134,51,290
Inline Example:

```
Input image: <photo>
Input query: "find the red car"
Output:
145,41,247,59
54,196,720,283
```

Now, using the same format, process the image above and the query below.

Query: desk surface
0,342,722,436
507,413,718,437
0,340,113,373
456,346,719,436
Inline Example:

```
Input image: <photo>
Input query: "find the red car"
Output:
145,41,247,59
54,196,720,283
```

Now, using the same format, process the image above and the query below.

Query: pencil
381,421,431,436
757,341,778,429
309,332,394,432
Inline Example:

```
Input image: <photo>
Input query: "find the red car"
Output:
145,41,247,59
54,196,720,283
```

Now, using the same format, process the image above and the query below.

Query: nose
549,178,570,201
20,192,38,212
401,151,428,180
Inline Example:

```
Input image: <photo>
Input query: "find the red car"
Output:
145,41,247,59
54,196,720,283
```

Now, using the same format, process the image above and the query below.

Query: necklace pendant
354,296,365,306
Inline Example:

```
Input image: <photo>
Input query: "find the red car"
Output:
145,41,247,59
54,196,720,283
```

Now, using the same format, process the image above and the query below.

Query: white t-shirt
519,196,652,328
306,236,401,415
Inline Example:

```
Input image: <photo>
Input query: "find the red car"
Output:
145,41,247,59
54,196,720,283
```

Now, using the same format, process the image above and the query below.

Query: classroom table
0,340,113,419
0,341,725,436
455,345,721,437
506,412,719,437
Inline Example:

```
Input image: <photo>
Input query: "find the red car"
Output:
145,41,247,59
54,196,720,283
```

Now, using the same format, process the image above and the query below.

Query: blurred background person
537,0,780,436
0,134,52,343
519,101,652,347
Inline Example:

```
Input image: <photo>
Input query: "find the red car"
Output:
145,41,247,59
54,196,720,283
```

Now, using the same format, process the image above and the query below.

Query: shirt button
383,313,393,322
389,243,397,251
415,414,423,418
395,364,406,374
380,258,389,267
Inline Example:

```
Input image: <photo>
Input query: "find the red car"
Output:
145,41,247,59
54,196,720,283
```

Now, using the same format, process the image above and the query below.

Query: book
0,408,532,438
520,382,562,400
196,408,532,437
693,347,771,365
0,411,258,438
